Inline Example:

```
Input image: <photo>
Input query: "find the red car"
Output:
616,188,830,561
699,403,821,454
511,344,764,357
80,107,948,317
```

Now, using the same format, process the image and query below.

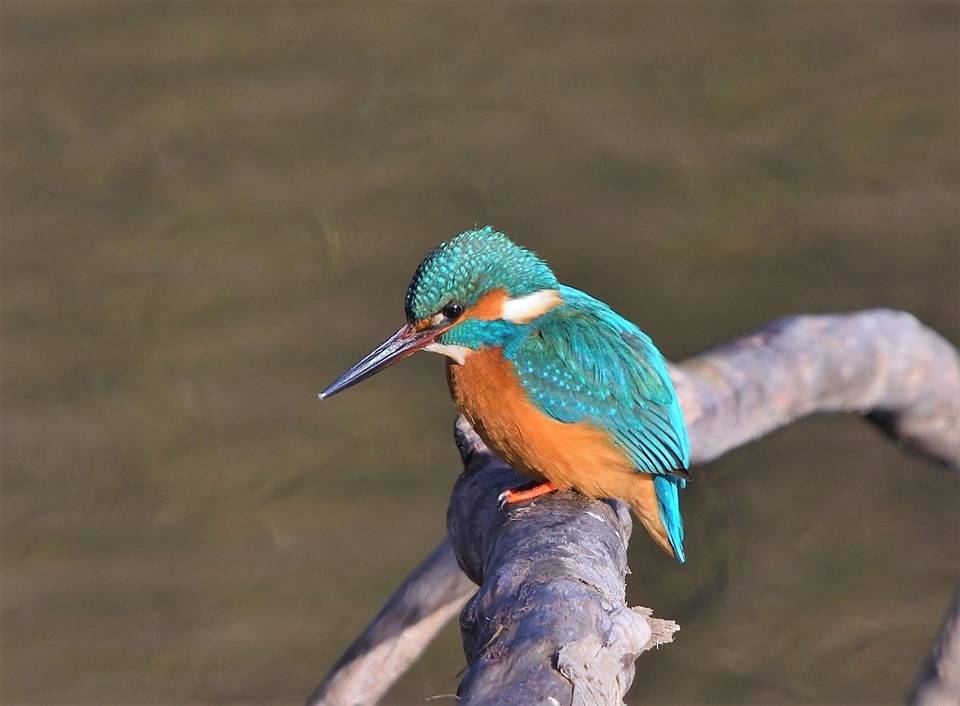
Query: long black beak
318,324,440,400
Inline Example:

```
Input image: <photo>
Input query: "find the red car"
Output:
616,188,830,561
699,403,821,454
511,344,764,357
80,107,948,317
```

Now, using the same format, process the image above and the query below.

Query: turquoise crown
404,227,557,323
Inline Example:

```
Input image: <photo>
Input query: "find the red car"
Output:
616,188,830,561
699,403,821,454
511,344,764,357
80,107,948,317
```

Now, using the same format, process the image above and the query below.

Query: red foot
497,481,558,509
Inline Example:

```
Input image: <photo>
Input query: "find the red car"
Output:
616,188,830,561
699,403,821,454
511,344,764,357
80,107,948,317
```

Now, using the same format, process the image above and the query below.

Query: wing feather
510,285,690,476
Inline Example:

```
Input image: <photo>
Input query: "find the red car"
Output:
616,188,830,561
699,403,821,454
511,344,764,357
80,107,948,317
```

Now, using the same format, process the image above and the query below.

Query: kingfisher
320,227,691,562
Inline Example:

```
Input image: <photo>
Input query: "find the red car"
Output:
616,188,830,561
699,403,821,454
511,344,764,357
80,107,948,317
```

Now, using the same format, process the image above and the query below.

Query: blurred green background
2,2,958,704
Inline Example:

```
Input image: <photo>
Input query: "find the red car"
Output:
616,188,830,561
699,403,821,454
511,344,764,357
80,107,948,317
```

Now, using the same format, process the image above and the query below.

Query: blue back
401,228,691,560
507,285,690,561
508,285,690,473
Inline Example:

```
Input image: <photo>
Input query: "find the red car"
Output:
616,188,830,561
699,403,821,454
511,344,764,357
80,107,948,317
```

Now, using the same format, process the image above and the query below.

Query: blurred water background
2,2,958,704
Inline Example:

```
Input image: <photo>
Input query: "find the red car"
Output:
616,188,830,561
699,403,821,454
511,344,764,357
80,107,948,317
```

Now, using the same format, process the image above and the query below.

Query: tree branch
308,309,959,705
910,583,960,706
673,309,958,469
448,417,677,705
305,541,475,706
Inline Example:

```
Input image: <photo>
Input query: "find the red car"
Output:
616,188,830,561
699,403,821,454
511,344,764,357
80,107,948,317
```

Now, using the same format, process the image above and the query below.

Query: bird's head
320,226,561,399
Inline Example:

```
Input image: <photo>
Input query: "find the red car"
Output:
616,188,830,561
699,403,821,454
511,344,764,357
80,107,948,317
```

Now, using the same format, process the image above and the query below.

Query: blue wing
508,285,690,475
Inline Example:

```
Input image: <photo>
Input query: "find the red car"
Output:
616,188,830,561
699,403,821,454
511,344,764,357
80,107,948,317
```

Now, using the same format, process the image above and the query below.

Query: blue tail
654,475,686,564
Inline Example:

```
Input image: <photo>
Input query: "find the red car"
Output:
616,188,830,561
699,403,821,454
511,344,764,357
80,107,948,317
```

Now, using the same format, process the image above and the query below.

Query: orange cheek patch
465,289,508,321
414,289,507,331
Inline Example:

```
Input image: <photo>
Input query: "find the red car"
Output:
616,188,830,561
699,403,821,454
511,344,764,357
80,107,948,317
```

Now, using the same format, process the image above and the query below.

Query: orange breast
446,348,637,498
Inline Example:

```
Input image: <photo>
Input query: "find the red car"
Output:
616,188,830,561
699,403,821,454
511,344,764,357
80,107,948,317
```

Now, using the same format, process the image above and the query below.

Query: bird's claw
496,481,558,510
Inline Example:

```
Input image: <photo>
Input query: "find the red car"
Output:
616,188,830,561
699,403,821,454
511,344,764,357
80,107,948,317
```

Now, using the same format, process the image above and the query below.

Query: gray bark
308,309,959,706
910,584,960,706
448,417,677,706
673,309,959,468
305,541,474,706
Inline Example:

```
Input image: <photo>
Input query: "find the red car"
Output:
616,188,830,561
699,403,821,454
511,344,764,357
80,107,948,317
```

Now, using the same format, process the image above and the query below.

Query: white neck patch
422,289,561,363
424,342,472,365
501,289,562,323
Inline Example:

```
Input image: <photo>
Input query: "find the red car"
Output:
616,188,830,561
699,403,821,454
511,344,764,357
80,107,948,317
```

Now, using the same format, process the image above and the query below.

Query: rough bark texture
448,418,677,706
672,309,959,469
910,584,960,706
308,309,959,706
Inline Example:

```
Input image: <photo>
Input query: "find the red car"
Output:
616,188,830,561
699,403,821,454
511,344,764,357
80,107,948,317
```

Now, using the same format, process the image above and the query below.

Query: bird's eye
442,302,464,321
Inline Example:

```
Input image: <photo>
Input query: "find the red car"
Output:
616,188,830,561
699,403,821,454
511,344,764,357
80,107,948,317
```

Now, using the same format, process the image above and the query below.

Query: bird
320,227,691,562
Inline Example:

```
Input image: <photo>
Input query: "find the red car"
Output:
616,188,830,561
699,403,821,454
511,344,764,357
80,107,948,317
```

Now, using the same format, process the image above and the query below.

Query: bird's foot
496,481,558,510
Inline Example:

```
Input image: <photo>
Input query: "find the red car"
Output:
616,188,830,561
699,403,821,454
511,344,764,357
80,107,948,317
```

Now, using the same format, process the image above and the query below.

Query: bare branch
305,541,474,706
309,309,959,704
448,418,677,704
673,309,959,469
911,583,960,706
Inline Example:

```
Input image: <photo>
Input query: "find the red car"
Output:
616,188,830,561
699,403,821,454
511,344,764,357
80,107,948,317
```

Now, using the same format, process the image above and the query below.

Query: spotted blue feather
400,228,690,561
509,285,690,474
508,285,690,560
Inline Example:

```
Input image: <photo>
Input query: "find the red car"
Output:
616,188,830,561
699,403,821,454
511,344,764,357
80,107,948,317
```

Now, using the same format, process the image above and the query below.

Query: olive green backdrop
3,2,958,704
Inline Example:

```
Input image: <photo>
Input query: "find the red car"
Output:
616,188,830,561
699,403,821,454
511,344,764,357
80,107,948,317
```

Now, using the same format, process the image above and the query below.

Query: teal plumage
419,229,690,562
655,475,686,563
507,284,690,562
509,286,689,472
405,226,557,323
322,226,691,562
